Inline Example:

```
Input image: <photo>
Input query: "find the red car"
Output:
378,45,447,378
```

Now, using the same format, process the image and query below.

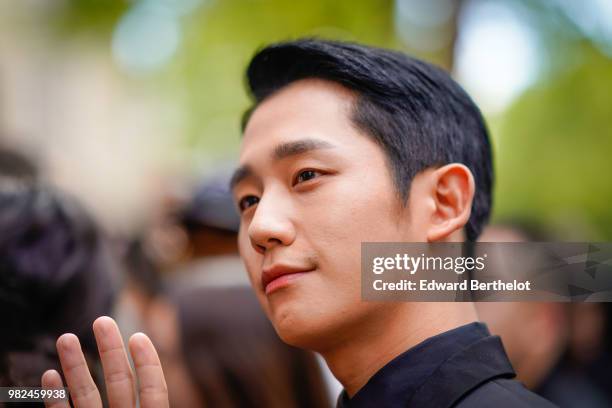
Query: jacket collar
337,322,515,408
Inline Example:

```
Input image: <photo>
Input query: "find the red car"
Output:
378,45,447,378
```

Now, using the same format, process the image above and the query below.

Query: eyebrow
272,139,335,161
229,165,253,191
229,138,336,191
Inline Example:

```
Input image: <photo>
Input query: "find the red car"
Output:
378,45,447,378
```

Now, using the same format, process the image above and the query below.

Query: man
41,39,555,407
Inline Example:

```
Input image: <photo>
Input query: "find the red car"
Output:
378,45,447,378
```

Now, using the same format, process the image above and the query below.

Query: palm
41,316,169,408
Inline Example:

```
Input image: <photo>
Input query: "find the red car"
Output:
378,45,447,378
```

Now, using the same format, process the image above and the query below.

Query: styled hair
0,183,116,386
243,39,493,240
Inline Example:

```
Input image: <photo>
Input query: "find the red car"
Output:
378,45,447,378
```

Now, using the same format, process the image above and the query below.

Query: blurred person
145,286,330,408
43,39,556,407
112,237,164,344
169,171,247,289
587,303,612,402
0,145,38,182
112,173,244,340
478,223,611,407
0,182,117,394
123,238,164,299
475,220,569,391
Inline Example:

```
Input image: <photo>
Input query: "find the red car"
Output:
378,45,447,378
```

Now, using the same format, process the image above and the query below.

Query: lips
261,264,314,295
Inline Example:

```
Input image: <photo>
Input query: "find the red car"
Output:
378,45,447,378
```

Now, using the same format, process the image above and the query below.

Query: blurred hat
180,172,240,233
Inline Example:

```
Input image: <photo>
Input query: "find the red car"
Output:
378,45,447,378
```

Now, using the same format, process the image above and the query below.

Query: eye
294,169,322,185
238,195,259,212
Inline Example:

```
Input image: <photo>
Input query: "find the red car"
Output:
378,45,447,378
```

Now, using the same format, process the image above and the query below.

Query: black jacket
337,322,557,408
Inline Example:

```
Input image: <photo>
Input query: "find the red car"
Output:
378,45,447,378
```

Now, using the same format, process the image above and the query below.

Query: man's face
232,79,424,350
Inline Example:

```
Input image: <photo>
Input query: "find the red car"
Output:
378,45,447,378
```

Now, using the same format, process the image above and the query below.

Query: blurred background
1,0,611,240
2,1,612,407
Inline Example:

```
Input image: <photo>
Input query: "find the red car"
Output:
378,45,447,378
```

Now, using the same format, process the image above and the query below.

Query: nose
247,191,296,254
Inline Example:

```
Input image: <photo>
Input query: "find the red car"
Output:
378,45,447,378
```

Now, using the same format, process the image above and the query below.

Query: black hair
0,146,38,181
0,182,117,386
243,38,493,240
123,237,163,298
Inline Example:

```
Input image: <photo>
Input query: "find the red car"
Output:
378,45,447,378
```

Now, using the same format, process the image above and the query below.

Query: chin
269,303,331,350
275,322,329,351
272,307,344,351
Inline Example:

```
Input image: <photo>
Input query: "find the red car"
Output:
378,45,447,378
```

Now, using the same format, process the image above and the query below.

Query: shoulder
455,378,558,408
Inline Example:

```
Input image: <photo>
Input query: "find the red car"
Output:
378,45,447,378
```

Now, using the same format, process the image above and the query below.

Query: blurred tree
493,44,612,239
490,0,612,239
41,0,612,238
51,0,129,38
46,0,472,162
393,0,465,71
164,0,396,156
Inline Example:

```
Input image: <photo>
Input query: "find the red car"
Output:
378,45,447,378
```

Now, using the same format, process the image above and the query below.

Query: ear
426,164,475,242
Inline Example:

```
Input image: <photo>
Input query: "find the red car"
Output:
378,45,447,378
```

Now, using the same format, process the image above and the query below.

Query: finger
41,370,70,408
93,316,136,408
56,333,103,408
129,333,169,408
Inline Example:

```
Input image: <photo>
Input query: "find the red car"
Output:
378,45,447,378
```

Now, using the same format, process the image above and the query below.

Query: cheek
311,172,400,244
238,226,260,287
304,172,401,286
237,225,249,255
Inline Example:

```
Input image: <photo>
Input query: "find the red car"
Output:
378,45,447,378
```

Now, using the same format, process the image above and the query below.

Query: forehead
240,79,358,159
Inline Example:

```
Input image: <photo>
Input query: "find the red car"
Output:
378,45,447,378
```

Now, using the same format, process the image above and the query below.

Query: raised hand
41,316,169,408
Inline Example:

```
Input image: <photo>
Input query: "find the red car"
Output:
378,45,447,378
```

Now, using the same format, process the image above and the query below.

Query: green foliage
51,0,129,38
493,45,612,239
45,0,612,237
163,0,396,155
48,0,396,159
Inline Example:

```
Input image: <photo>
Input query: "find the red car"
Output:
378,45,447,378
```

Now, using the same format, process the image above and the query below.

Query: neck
320,302,478,397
